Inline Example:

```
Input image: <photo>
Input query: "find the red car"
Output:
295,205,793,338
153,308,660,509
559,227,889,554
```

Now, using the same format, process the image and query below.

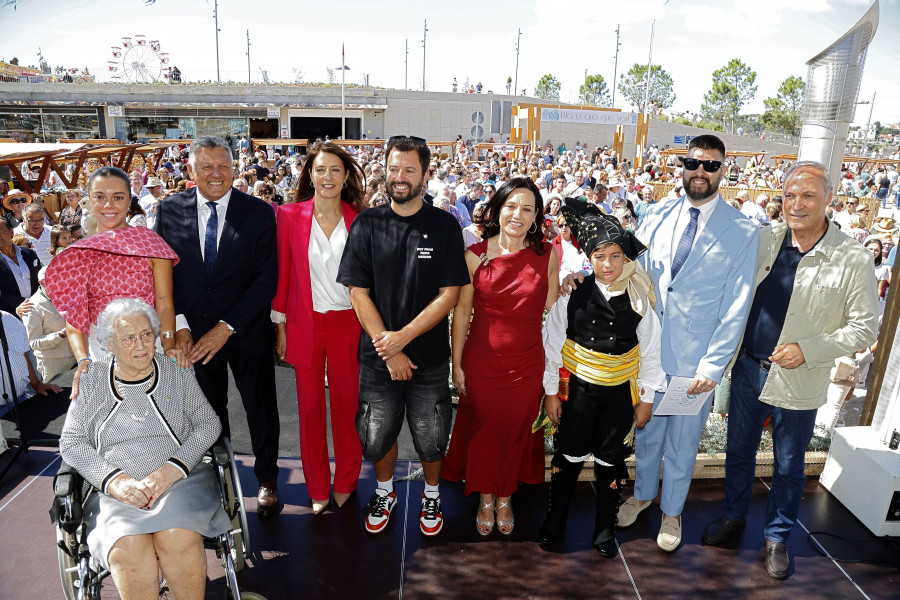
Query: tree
617,64,676,111
578,74,611,107
760,75,805,136
534,74,561,101
326,67,335,85
701,59,758,132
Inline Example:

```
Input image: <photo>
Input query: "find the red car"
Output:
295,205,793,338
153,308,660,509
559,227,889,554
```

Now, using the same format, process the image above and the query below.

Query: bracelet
161,330,175,339
78,357,92,365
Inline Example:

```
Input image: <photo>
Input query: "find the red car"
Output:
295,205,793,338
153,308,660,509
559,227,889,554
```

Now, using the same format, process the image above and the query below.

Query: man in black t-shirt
337,136,469,538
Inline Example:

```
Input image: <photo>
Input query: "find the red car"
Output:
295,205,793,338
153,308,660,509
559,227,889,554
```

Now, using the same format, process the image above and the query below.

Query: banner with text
540,108,638,126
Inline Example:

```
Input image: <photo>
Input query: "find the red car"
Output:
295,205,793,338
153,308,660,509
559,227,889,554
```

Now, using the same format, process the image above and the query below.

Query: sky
1,0,897,127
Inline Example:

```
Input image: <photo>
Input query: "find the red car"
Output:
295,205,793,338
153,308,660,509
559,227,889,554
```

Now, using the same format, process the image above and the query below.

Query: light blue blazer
637,195,759,383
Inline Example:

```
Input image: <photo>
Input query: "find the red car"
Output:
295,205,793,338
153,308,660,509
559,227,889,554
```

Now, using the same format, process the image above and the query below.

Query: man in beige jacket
701,161,879,580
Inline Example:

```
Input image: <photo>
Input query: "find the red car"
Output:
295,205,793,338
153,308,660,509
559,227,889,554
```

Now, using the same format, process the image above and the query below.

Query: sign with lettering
540,108,638,126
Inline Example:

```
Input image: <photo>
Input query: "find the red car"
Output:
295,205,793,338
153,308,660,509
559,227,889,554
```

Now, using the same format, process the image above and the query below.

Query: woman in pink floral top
45,167,185,397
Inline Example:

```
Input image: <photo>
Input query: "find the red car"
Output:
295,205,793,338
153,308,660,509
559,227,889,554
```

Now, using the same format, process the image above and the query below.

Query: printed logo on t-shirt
417,246,434,259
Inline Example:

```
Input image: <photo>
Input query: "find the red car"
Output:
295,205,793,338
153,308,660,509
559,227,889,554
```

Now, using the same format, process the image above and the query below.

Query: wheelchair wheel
57,529,81,600
221,437,251,570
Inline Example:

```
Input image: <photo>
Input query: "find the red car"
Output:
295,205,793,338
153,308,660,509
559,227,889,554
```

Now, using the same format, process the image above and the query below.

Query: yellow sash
561,339,641,445
561,339,640,407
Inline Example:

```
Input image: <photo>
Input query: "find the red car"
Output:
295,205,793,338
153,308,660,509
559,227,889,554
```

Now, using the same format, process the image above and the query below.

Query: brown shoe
257,481,280,517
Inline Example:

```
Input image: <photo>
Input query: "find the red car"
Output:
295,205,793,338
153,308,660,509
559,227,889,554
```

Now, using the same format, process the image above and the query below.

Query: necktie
204,202,218,278
671,207,700,279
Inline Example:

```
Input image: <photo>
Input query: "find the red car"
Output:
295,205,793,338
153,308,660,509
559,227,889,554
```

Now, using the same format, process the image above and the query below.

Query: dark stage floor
1,446,898,600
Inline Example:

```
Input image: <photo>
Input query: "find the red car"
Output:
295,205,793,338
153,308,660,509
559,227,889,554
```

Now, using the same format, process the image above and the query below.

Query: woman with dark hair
127,197,147,227
443,177,559,536
272,141,365,514
44,166,184,398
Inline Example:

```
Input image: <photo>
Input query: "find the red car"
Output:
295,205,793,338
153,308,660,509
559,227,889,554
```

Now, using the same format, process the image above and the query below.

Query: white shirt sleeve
271,310,286,324
636,306,667,399
175,314,190,332
541,294,570,395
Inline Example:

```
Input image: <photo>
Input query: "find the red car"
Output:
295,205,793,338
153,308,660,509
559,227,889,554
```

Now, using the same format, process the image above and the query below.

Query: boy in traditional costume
537,205,666,557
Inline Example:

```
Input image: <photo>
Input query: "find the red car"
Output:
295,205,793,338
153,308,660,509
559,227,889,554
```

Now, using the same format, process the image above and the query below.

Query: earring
343,182,348,189
529,221,538,234
310,181,315,189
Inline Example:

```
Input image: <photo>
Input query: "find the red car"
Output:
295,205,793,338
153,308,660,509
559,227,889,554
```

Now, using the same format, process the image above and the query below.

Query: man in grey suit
616,135,759,551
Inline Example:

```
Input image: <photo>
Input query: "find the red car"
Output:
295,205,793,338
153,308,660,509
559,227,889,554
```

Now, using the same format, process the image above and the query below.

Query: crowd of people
0,128,894,597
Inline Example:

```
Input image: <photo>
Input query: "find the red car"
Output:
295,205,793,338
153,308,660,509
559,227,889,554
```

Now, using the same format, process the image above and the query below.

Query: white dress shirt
175,188,233,332
309,218,352,313
670,194,720,260
2,245,33,299
15,224,53,266
542,279,667,399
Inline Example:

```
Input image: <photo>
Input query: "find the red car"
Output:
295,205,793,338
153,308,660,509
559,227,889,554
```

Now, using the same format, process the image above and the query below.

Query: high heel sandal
476,496,495,536
334,491,354,508
495,498,515,535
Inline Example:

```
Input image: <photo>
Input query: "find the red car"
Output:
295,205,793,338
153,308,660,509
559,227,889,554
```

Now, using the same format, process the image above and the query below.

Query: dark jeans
356,362,451,463
723,352,817,543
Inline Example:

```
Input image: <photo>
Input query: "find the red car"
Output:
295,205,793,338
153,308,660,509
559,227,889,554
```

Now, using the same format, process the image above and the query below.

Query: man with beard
616,135,758,552
337,136,469,537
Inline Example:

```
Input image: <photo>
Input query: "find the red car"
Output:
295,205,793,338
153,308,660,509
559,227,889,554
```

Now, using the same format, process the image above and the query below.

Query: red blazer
273,200,358,368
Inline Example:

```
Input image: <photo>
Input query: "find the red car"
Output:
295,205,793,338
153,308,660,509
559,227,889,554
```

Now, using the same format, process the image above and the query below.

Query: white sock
424,483,440,498
377,478,394,493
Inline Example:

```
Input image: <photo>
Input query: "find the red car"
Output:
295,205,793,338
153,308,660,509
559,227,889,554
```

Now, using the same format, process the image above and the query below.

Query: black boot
538,457,582,548
593,464,622,559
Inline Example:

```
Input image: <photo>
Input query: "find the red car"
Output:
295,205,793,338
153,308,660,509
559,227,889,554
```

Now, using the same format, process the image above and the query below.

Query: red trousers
293,309,362,501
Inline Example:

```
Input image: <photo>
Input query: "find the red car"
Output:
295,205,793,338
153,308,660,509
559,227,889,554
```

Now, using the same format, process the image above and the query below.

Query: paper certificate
654,376,714,416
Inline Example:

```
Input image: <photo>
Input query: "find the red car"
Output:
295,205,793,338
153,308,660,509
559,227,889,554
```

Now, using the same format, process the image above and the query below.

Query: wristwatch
219,320,236,335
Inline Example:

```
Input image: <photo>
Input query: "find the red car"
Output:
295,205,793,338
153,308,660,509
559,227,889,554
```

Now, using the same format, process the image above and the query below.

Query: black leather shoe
595,538,618,559
702,515,746,546
765,541,790,580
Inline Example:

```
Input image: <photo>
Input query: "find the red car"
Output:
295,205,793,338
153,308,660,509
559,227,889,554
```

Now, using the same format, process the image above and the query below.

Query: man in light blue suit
616,135,759,552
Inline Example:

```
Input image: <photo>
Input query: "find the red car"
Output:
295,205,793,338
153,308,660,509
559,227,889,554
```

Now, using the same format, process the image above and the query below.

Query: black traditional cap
560,202,646,260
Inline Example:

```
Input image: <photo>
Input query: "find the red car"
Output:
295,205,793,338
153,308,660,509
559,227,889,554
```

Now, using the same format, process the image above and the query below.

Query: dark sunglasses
681,157,722,172
387,135,427,145
8,198,29,205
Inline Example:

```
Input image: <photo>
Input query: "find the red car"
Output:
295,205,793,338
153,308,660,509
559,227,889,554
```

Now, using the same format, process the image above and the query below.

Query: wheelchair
51,437,266,600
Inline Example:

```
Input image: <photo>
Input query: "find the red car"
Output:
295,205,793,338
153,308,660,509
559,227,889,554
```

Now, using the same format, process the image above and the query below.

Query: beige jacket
740,220,879,410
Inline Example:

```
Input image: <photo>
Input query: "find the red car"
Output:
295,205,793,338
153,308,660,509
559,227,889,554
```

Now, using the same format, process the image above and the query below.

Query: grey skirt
84,461,232,569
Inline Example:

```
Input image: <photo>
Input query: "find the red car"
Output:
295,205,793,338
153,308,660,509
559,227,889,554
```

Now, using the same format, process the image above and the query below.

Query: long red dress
443,240,550,497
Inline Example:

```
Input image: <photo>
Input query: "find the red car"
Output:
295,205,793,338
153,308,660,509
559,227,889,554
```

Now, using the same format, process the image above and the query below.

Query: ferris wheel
107,35,171,83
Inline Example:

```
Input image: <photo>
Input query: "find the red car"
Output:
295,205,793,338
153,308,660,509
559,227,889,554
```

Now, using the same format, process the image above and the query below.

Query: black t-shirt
337,202,470,371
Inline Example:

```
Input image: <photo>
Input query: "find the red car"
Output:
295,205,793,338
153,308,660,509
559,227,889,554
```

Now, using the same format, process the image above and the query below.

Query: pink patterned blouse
45,226,179,333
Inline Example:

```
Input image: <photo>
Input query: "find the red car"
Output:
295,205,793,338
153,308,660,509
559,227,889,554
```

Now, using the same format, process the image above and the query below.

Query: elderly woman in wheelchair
59,298,231,600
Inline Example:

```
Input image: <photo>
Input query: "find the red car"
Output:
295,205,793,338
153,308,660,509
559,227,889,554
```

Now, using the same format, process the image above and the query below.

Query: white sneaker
617,496,651,528
657,515,682,552
419,492,443,536
364,487,397,534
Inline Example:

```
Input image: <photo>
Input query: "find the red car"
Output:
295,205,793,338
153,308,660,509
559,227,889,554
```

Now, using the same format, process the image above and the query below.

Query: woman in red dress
44,167,183,398
443,177,559,535
272,142,364,514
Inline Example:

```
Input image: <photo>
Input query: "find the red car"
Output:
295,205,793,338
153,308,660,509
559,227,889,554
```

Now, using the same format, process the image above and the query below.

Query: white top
14,224,53,265
309,218,352,313
670,195,719,260
541,279,666,400
0,311,31,404
558,238,588,284
741,201,769,225
2,245,33,299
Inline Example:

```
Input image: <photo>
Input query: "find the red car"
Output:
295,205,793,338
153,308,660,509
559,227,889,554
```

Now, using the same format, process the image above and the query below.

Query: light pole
612,24,621,108
514,28,521,97
643,20,655,114
246,29,251,84
422,19,428,91
337,48,351,139
405,39,409,90
861,90,876,154
213,0,221,83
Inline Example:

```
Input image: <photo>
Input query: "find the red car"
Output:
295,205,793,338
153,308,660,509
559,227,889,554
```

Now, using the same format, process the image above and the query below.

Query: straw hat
2,189,32,210
146,177,164,188
871,217,898,236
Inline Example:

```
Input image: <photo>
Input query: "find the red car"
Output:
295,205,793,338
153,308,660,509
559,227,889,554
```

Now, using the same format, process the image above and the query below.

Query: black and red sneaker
364,487,397,534
420,491,443,536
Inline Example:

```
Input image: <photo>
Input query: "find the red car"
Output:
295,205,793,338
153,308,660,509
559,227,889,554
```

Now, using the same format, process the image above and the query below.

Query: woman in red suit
273,142,365,514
